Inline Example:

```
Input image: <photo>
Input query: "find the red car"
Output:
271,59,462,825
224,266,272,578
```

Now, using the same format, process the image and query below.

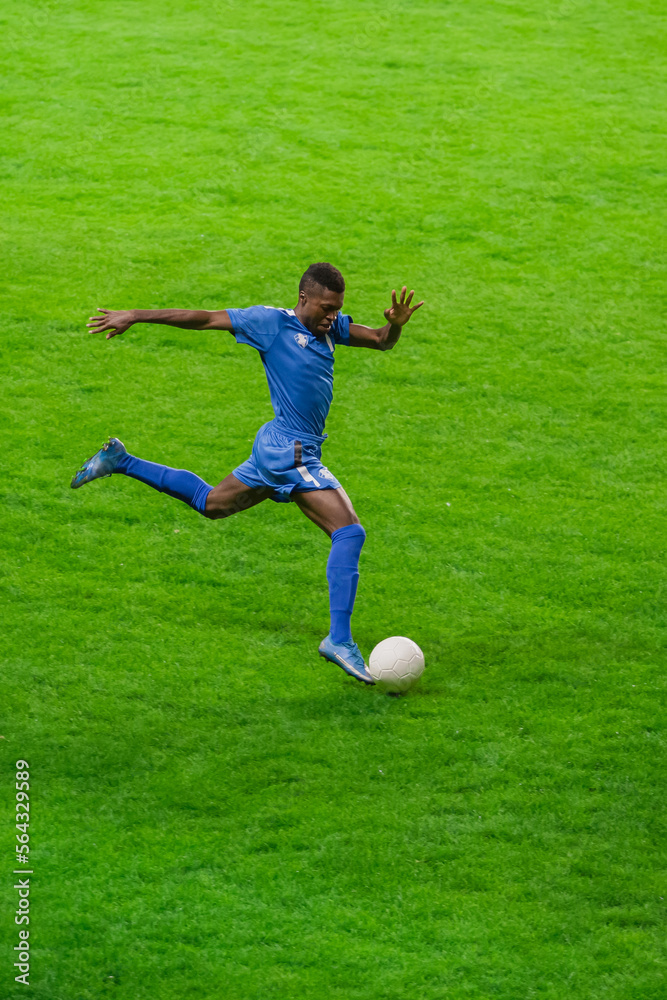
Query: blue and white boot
70,438,127,489
319,633,375,685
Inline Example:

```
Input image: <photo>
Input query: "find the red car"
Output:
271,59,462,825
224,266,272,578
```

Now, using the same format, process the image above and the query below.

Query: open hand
87,308,135,340
384,286,424,327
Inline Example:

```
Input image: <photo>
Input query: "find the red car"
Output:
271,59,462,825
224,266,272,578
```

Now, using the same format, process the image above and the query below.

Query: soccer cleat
318,633,375,685
70,437,127,489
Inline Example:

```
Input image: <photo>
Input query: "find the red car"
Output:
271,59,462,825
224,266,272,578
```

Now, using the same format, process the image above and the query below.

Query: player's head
297,262,345,336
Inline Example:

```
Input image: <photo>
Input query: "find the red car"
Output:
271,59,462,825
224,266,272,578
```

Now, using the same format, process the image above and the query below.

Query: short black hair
299,262,345,295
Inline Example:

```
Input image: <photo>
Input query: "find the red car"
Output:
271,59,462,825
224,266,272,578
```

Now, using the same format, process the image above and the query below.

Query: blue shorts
233,420,342,503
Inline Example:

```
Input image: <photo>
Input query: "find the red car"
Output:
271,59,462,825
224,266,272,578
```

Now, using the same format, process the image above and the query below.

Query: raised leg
71,438,270,520
203,474,273,520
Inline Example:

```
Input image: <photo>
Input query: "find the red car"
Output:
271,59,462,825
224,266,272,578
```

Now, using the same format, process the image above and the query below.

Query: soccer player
72,263,423,685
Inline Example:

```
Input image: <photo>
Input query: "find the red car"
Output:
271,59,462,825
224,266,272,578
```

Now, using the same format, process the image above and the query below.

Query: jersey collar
289,310,334,352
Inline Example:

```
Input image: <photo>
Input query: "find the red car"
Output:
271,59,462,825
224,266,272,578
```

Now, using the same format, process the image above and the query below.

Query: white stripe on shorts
297,465,322,488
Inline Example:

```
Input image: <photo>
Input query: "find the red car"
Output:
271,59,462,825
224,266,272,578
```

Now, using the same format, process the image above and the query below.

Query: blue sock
326,523,366,644
114,453,213,515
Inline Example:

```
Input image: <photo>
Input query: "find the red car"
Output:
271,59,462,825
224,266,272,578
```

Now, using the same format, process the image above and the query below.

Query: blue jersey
226,306,351,438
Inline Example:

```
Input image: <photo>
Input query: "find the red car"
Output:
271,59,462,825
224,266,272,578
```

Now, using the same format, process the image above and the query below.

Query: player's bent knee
202,507,225,520
204,484,269,519
203,492,233,519
341,506,361,530
203,498,241,520
340,521,365,539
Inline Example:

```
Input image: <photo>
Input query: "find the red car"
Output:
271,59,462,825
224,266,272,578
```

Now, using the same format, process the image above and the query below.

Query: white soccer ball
369,636,425,693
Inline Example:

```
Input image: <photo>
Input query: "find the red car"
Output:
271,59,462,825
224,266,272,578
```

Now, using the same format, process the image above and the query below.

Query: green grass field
1,1,666,997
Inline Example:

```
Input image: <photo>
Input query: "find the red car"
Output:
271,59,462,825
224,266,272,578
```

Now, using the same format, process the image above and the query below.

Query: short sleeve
332,312,352,346
226,305,281,353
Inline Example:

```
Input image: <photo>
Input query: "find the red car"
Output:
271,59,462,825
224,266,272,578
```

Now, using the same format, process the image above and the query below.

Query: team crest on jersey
318,467,336,481
294,332,308,349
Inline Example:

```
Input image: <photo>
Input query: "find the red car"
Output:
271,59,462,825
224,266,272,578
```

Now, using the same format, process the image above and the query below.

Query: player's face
298,285,345,336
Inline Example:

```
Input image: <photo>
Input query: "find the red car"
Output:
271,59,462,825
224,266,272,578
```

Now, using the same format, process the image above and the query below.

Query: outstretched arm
87,308,234,340
348,286,424,351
